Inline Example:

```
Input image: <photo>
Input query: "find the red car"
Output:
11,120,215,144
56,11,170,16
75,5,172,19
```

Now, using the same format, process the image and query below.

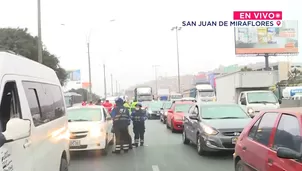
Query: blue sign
290,89,302,96
68,70,81,81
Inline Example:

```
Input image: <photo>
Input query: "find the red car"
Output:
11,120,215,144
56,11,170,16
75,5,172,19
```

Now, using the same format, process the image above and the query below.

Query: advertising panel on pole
67,69,81,82
234,20,299,56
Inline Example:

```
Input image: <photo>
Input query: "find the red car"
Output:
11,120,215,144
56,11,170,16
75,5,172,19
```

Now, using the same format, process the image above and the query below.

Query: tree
0,28,67,85
240,66,253,71
68,88,100,102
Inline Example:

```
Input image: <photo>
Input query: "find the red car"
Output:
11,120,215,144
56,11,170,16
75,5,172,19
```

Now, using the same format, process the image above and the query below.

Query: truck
215,70,281,117
183,81,216,102
157,88,170,101
134,87,153,102
169,92,183,101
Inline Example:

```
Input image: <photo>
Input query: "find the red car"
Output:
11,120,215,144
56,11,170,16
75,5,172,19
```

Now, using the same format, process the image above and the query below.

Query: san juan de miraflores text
182,21,275,27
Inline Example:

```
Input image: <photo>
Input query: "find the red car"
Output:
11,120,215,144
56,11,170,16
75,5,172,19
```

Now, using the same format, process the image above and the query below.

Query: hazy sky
0,0,300,96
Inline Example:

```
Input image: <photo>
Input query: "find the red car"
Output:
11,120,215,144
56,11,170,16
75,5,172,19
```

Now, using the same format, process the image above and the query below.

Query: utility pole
171,26,182,93
103,64,107,98
111,74,113,96
87,43,92,101
37,0,43,63
152,65,159,96
116,80,118,95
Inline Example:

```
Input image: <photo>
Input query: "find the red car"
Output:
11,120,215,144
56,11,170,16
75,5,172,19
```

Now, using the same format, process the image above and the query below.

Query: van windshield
247,92,278,103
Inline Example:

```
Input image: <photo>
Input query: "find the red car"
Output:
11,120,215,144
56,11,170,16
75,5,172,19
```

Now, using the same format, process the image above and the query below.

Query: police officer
130,100,138,113
131,103,147,147
110,98,131,153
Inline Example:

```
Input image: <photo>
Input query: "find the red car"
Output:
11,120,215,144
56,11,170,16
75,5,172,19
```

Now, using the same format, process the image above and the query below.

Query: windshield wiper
69,119,89,122
249,101,276,104
217,117,244,119
202,117,213,119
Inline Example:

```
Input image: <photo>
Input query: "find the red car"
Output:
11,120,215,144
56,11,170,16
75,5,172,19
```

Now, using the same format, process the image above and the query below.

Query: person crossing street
131,103,147,147
110,98,131,153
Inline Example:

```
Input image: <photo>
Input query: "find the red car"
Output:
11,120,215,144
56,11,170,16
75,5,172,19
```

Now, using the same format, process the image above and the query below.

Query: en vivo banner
234,20,299,55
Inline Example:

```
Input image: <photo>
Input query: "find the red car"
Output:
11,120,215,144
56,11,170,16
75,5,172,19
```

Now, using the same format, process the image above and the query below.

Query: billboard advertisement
235,20,298,55
67,69,81,82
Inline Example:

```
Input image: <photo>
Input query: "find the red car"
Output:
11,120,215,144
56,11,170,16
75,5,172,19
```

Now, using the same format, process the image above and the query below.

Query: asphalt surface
69,120,234,171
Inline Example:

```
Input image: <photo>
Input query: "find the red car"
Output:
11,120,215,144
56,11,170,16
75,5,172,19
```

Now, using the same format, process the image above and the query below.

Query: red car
166,101,194,132
234,107,302,171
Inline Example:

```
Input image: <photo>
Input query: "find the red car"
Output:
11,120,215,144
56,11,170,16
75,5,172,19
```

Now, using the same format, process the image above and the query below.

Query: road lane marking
152,165,160,171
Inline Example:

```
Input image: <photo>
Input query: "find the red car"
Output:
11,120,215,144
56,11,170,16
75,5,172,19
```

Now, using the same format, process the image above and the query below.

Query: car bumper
200,134,238,152
149,112,161,118
172,120,184,130
69,135,107,151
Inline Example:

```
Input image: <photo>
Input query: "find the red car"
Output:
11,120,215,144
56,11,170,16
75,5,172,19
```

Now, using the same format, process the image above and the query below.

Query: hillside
125,74,195,97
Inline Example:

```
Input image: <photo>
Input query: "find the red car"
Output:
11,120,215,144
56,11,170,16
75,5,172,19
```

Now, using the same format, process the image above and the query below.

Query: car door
103,108,113,141
184,106,194,140
267,113,302,171
191,106,200,144
241,112,279,171
0,77,33,171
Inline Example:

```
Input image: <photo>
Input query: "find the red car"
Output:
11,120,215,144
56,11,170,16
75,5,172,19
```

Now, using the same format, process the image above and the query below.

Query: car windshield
174,104,192,113
67,108,102,122
163,101,172,109
247,92,278,103
198,91,215,97
149,101,163,111
201,105,249,119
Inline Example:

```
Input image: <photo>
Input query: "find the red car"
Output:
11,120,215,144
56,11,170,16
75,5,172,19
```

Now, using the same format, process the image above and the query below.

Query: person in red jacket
102,100,113,113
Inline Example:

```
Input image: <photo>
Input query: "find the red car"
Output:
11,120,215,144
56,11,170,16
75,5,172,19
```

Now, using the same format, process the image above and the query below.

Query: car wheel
171,120,176,133
182,130,190,144
59,157,68,171
163,118,166,124
197,135,206,155
101,135,108,156
235,160,245,171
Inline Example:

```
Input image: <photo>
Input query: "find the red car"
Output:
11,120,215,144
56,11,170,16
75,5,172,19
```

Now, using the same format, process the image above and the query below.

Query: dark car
146,101,163,119
160,101,172,123
182,102,252,155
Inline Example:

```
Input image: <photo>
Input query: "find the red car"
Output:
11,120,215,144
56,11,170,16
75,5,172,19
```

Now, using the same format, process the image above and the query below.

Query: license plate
70,140,81,147
232,137,238,144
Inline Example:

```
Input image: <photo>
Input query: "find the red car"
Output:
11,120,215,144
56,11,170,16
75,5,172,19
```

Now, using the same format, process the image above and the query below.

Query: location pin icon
276,21,281,26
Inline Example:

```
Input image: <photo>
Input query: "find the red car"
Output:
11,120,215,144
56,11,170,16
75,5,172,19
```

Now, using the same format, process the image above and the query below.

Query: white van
0,51,70,171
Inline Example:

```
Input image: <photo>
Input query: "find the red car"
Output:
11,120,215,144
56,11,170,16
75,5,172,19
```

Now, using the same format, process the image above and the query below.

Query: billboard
67,69,81,81
235,20,298,55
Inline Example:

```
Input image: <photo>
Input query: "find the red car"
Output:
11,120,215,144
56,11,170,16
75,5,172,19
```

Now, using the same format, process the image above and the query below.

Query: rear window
67,108,103,122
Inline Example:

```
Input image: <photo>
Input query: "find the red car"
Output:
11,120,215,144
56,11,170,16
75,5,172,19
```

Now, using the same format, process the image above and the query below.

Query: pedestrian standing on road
102,100,113,113
131,103,147,147
110,98,131,153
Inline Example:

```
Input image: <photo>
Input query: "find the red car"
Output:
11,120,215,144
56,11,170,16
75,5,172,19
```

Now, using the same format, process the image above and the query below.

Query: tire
59,157,68,171
196,135,206,156
182,130,190,144
235,160,245,171
171,120,176,133
163,118,166,124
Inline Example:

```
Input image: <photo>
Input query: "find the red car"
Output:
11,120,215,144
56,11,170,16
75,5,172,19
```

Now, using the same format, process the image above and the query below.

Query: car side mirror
278,99,282,104
160,108,164,110
277,147,302,159
3,118,31,141
189,115,199,120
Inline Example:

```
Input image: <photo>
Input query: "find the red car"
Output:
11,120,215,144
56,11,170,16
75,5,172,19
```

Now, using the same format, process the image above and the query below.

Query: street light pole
87,43,92,101
37,0,43,63
171,26,182,93
111,74,113,96
103,64,107,98
116,80,118,95
152,65,159,96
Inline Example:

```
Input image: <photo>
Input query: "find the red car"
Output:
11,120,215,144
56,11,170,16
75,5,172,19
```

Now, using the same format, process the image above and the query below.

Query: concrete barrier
280,99,302,108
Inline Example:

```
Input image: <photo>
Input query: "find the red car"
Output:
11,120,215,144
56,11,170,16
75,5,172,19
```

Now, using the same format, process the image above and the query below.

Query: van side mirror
278,99,282,104
240,99,246,105
3,118,31,141
277,147,302,159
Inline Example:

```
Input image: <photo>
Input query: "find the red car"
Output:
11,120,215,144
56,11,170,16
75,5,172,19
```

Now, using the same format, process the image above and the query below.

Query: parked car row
157,96,302,170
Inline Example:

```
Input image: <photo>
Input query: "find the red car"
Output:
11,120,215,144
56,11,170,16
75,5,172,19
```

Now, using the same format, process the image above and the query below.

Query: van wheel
60,158,68,171
235,160,245,171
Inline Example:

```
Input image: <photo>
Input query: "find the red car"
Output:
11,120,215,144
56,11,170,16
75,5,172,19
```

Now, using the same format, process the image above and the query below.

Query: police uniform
131,105,147,147
111,98,131,153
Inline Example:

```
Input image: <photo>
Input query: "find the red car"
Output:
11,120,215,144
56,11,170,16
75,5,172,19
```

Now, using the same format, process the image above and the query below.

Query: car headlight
90,126,102,137
247,108,254,115
202,125,218,135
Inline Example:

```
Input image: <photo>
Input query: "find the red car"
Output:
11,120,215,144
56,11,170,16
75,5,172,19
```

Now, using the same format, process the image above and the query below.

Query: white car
67,106,114,155
0,51,70,171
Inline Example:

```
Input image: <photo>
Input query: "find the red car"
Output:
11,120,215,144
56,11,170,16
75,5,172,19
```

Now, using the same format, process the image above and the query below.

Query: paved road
69,120,234,171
